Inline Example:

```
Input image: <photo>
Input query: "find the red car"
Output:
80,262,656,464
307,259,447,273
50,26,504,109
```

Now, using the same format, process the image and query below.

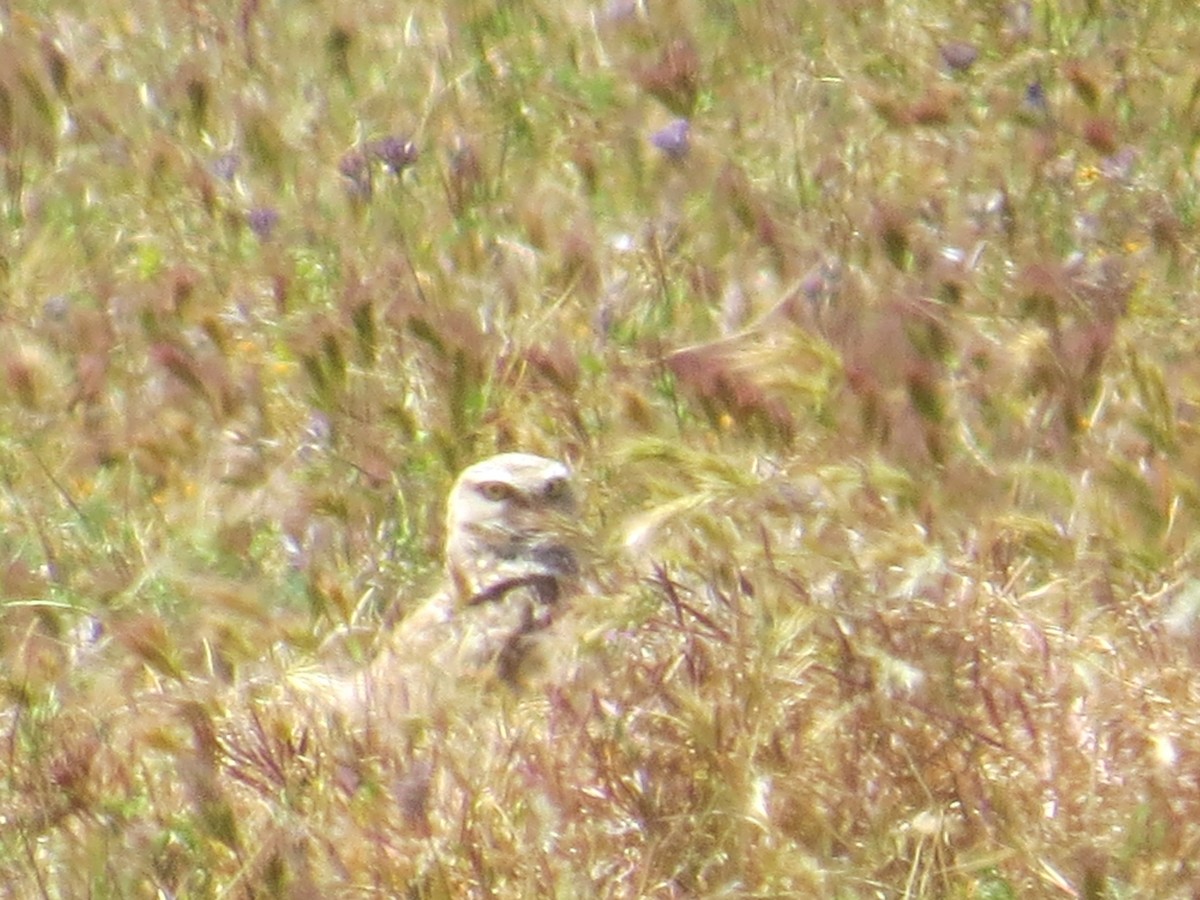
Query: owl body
296,453,580,717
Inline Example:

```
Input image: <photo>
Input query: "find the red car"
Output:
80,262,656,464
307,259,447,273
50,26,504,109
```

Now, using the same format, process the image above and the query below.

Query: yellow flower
1075,165,1101,187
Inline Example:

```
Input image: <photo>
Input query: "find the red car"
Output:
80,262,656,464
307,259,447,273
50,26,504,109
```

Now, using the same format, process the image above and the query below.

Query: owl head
443,453,579,606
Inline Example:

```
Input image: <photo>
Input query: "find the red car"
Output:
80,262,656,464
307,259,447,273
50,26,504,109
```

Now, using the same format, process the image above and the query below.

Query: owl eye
542,478,570,503
477,481,515,502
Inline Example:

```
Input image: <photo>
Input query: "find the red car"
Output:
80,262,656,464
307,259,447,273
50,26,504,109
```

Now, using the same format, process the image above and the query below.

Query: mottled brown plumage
292,453,580,715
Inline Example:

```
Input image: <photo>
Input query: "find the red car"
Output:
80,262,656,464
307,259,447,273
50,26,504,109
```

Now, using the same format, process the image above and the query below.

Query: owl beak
526,504,583,573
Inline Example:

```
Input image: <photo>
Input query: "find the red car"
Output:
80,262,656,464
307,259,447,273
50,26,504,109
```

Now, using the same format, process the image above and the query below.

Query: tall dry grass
3,0,1200,896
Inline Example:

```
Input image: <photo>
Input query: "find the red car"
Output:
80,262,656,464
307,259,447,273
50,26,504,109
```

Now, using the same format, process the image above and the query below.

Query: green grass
4,0,1200,895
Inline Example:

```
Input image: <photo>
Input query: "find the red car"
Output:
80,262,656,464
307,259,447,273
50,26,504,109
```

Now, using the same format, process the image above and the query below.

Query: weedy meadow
2,0,1200,896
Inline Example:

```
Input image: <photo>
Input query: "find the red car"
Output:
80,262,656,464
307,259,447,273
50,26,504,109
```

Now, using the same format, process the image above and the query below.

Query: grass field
3,0,1200,896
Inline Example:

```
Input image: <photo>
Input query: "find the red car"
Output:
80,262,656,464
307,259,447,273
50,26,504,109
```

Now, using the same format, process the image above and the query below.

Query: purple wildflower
246,206,280,240
651,118,691,161
371,136,419,174
339,150,373,201
939,41,978,73
211,151,241,181
1025,81,1047,110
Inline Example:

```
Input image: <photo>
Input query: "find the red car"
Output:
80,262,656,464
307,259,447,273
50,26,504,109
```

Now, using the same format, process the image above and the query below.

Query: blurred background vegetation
2,0,1200,896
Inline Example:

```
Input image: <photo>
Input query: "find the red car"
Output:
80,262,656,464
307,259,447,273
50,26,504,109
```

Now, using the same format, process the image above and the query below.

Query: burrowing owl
328,453,580,708
224,454,581,833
